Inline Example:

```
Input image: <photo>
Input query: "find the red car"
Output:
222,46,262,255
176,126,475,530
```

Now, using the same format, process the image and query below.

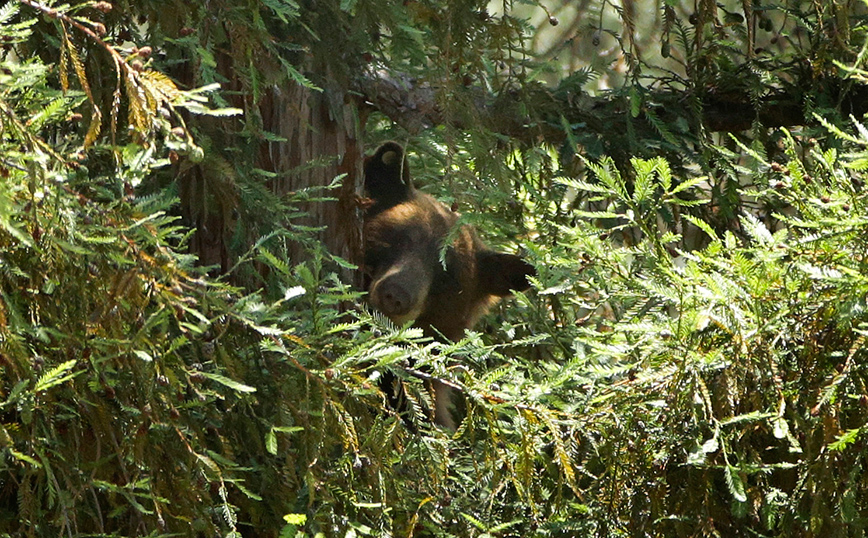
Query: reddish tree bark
259,83,365,286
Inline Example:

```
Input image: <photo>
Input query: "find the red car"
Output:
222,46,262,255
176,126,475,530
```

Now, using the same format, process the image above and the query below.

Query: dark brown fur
363,142,534,427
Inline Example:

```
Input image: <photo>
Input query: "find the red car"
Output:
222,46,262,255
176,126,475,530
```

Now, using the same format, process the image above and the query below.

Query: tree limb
356,70,861,146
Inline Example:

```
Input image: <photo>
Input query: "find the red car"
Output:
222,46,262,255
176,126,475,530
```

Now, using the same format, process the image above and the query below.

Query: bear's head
363,141,534,342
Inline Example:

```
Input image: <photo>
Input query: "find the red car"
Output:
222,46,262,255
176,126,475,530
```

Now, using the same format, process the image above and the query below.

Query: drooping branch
356,71,442,134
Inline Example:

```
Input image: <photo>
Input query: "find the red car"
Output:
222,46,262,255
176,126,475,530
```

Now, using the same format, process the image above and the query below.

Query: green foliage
4,0,868,537
456,124,868,535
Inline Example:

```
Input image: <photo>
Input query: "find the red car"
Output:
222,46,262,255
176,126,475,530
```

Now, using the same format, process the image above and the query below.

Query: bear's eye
364,243,397,275
379,231,415,249
364,246,388,264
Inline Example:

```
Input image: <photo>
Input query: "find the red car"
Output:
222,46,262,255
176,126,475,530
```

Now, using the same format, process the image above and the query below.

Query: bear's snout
368,257,431,325
376,278,412,317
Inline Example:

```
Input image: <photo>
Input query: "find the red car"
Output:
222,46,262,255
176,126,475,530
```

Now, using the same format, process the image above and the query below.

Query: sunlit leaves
5,0,868,536
200,372,257,393
33,359,79,392
508,106,868,533
725,465,748,503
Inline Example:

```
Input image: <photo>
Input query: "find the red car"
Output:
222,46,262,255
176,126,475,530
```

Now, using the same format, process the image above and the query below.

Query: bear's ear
364,142,413,210
477,251,536,297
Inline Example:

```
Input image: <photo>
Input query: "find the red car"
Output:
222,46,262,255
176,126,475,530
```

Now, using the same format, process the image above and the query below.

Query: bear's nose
378,283,412,317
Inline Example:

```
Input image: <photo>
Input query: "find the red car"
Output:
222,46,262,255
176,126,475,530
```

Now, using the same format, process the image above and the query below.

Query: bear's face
363,142,534,342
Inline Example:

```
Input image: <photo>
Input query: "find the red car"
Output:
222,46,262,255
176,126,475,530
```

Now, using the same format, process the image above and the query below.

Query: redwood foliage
2,0,868,537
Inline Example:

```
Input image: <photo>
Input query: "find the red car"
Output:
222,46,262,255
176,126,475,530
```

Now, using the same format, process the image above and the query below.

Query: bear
363,141,535,429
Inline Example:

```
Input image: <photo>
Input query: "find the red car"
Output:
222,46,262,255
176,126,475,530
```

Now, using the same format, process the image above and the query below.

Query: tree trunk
181,71,365,287
259,83,364,285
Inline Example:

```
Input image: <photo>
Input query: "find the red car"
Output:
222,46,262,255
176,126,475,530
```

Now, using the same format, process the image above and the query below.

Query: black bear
363,141,535,428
